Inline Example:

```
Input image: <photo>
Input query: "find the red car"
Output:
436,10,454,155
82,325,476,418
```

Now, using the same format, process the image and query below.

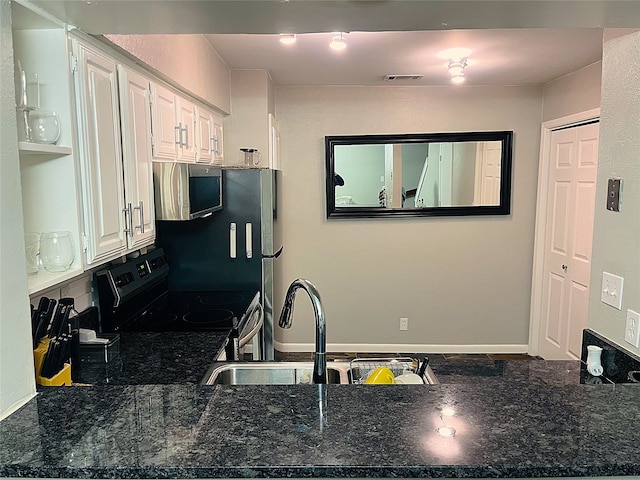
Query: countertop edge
3,464,640,478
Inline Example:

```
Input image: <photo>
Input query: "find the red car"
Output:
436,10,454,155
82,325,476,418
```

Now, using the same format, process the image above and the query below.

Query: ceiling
25,0,640,87
204,29,603,86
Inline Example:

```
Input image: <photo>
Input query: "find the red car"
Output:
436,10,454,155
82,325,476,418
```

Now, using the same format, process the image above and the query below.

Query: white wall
224,70,273,167
542,61,602,122
588,30,640,354
105,34,231,114
0,0,37,420
274,85,543,353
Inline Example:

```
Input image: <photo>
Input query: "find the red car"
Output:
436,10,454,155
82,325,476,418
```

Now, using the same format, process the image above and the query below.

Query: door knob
562,264,568,272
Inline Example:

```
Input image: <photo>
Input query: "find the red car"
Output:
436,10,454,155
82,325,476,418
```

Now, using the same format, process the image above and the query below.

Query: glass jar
24,232,40,275
40,231,74,273
28,111,61,144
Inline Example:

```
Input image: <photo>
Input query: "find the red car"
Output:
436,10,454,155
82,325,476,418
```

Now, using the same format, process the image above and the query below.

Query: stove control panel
96,248,170,308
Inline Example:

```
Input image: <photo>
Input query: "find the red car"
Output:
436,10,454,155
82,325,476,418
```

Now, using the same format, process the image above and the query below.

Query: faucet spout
278,279,327,384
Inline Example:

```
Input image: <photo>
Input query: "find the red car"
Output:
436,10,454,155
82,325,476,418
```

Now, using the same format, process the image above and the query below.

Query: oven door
238,293,263,360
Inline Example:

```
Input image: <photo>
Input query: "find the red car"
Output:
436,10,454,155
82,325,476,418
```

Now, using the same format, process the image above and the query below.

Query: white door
196,106,213,164
538,122,599,360
438,143,453,206
177,97,197,162
150,82,178,161
117,65,155,250
73,41,126,264
475,141,502,205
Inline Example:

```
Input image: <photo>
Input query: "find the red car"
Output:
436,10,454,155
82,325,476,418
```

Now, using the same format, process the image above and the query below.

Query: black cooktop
120,290,258,333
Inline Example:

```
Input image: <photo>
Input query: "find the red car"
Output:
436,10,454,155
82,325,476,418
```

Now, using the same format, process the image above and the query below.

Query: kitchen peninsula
1,359,639,479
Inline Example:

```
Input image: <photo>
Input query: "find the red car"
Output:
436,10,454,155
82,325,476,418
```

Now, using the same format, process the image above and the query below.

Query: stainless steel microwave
153,163,222,221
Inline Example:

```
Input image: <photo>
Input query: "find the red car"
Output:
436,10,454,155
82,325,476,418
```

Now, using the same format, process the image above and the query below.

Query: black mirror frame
325,131,513,219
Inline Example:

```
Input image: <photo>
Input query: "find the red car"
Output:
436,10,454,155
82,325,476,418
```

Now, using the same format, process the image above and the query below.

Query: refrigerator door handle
230,223,237,259
263,245,283,259
246,223,253,259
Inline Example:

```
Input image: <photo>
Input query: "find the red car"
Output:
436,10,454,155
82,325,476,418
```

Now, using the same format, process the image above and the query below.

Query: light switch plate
601,272,624,310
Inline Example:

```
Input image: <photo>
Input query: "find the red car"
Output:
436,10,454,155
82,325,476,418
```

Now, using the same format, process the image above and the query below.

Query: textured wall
224,70,272,167
588,30,640,355
542,61,602,122
274,85,543,353
106,34,230,113
0,0,37,420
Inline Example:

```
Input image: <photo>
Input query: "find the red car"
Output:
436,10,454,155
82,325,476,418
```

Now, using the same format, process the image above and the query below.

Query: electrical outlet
601,272,624,310
399,317,408,331
625,309,640,348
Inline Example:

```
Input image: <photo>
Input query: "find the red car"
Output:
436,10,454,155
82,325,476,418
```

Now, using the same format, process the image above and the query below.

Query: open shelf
18,142,72,156
27,266,84,295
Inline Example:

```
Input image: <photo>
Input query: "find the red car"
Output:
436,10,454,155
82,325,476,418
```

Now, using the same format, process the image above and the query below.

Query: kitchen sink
203,361,350,385
202,360,438,385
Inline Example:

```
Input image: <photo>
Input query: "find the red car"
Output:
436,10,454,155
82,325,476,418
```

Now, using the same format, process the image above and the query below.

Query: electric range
95,248,262,360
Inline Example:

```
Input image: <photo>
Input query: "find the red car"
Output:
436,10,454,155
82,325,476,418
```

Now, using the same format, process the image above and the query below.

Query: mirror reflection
326,132,513,218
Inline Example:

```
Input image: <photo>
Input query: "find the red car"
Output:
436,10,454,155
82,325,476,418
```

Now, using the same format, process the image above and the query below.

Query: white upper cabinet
177,96,197,162
196,106,213,164
72,38,127,265
117,65,155,250
149,82,179,161
196,107,225,165
212,113,225,165
150,82,200,163
151,81,224,164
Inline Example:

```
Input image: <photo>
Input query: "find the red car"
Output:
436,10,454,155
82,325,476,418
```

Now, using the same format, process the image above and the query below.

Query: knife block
33,337,72,386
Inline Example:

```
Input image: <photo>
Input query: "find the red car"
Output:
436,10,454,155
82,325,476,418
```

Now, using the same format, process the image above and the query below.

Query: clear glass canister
39,231,74,272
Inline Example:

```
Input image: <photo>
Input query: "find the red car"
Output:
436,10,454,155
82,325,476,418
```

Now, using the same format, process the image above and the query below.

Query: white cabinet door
211,113,224,165
73,40,126,264
117,65,155,250
177,96,197,162
196,106,213,164
150,82,179,161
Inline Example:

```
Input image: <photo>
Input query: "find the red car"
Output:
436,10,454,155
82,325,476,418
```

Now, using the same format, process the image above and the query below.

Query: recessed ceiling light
279,34,296,45
330,32,347,51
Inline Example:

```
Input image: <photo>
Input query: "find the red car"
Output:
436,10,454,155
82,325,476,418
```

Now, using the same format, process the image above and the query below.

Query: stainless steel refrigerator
156,168,282,360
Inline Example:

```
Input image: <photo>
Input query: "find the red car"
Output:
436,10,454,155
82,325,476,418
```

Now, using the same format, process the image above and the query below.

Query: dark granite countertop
3,360,640,478
429,357,582,386
74,332,229,385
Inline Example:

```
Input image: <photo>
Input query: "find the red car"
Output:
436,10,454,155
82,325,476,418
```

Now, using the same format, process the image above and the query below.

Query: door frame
528,108,600,356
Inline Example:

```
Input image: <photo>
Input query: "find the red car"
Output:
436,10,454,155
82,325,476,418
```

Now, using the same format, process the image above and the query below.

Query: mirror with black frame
325,131,513,218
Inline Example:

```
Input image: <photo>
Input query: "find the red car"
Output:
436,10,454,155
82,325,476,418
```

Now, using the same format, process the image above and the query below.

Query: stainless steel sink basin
202,360,438,385
202,361,350,385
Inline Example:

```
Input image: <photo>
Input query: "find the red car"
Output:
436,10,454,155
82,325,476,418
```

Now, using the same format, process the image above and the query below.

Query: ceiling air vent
384,74,424,81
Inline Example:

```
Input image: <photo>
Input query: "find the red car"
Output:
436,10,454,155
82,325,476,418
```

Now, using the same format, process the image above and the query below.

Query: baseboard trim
274,341,529,354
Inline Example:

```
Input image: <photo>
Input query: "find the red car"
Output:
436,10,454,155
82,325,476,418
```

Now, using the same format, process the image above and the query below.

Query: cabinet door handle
175,123,182,146
133,201,145,234
122,203,133,237
182,124,189,148
211,136,217,154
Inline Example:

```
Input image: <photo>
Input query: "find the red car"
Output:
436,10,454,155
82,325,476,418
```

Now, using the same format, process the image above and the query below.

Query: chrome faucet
279,279,327,384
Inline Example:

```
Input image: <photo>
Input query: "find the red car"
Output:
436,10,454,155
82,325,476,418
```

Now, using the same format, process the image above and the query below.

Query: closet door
539,122,599,360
